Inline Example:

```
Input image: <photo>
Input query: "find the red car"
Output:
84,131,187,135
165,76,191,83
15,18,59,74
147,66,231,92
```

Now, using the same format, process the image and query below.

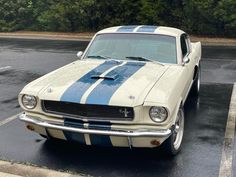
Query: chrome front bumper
19,113,172,137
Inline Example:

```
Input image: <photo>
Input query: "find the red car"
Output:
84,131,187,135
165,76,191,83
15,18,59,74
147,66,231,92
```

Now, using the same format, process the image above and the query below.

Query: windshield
84,33,177,64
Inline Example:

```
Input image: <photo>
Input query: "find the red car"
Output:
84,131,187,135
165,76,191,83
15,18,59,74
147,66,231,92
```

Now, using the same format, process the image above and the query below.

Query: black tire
39,134,57,141
162,107,184,156
40,134,62,144
191,65,201,96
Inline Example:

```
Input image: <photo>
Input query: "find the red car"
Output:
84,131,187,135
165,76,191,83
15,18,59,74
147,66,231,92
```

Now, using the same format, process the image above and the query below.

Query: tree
0,0,234,36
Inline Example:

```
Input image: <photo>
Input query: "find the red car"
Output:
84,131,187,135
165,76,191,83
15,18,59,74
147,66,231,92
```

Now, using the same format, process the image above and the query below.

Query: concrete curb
0,32,236,46
0,33,92,41
0,160,84,177
190,36,236,46
0,172,22,177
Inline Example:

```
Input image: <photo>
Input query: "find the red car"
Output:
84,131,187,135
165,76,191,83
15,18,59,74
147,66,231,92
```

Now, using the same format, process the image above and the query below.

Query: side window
180,35,188,58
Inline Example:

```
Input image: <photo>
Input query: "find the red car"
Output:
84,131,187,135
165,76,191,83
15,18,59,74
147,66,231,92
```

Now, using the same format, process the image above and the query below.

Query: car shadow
40,139,178,176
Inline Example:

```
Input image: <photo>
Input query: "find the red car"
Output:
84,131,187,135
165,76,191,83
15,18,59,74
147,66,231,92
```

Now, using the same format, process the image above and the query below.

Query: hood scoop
91,64,128,80
91,66,126,80
91,73,119,80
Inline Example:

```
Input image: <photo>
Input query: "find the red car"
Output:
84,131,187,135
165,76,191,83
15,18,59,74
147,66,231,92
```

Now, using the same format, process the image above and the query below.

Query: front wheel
162,107,184,156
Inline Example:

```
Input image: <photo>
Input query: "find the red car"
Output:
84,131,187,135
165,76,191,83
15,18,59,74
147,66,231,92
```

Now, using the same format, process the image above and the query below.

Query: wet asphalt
0,38,236,177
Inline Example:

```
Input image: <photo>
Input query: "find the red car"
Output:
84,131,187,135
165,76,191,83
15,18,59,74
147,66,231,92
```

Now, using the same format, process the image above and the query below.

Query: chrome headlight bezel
149,106,168,123
21,94,37,109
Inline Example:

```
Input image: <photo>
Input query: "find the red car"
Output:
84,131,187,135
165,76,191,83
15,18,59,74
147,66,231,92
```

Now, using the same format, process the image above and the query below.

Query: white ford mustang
19,25,201,155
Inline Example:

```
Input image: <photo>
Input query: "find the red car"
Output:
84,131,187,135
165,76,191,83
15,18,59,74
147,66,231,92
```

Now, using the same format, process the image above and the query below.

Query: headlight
22,94,37,109
149,106,168,123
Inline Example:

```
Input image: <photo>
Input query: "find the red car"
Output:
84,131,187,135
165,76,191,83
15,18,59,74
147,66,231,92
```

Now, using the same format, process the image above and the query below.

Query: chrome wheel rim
173,109,184,150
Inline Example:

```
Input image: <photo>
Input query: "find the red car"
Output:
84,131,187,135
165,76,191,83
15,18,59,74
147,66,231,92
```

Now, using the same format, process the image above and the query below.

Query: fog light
151,140,161,146
26,125,35,131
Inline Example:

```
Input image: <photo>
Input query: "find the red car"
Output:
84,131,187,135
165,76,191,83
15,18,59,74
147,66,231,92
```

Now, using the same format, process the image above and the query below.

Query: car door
180,34,195,98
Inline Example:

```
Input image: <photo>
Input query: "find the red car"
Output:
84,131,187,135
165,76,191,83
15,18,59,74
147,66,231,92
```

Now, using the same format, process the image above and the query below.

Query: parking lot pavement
201,46,236,84
0,38,236,177
0,38,87,119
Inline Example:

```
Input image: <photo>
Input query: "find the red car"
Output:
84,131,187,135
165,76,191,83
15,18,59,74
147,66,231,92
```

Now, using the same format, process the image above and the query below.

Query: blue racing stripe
117,25,139,32
86,62,146,105
60,60,120,103
88,122,112,146
137,25,158,32
63,118,86,144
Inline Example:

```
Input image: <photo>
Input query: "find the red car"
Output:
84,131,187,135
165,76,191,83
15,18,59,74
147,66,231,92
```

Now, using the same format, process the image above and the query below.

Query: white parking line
0,113,21,127
219,83,236,177
0,66,12,71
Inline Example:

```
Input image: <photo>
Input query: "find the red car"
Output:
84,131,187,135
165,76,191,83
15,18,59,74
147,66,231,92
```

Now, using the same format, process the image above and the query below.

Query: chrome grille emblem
119,108,130,118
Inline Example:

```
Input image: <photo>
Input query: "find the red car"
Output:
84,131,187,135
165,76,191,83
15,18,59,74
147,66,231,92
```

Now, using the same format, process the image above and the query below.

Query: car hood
26,59,169,107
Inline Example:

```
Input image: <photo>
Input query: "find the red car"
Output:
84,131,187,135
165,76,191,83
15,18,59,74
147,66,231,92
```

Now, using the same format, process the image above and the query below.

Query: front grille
42,100,134,120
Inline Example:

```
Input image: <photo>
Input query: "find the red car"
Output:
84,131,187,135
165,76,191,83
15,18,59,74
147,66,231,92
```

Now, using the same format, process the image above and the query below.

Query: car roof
97,25,185,37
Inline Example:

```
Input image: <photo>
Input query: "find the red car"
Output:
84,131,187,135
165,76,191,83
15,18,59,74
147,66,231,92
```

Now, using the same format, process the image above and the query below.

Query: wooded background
0,0,235,37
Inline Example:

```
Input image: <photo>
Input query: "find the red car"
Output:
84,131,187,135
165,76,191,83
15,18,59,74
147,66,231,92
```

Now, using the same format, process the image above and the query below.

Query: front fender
144,66,187,126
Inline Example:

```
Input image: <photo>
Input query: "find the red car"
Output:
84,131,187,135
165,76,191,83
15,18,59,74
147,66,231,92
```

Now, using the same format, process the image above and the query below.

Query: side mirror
183,56,190,65
77,51,83,59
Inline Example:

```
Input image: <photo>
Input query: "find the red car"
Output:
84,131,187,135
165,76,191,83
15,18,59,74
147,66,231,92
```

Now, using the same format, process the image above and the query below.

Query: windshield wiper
126,56,164,66
87,55,110,59
126,56,151,62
